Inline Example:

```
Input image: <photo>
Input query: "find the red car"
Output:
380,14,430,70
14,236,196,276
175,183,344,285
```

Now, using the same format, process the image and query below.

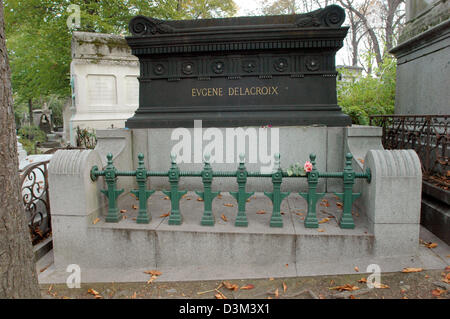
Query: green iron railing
90,152,371,229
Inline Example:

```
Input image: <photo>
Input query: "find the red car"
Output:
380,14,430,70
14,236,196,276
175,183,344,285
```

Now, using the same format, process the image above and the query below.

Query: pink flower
304,161,313,173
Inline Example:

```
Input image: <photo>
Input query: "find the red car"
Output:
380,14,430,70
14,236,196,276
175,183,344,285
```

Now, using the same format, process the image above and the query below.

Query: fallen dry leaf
160,212,170,218
354,266,359,272
318,218,330,224
296,212,304,216
269,278,274,281
425,242,438,249
163,196,169,200
197,197,204,202
358,158,364,164
240,284,255,290
256,210,266,215
283,282,287,293
40,264,50,273
442,273,450,284
87,288,102,298
224,203,233,207
432,288,446,297
329,284,359,292
336,202,343,208
217,194,223,199
402,267,424,273
317,228,325,232
223,281,239,291
373,282,389,289
144,270,162,276
274,288,279,298
131,292,137,299
92,218,100,225
221,214,228,222
215,292,227,299
358,278,367,283
147,275,158,284
120,209,127,213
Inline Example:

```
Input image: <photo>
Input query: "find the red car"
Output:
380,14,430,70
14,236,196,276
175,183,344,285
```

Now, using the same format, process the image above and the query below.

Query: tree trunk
28,98,33,126
0,0,41,298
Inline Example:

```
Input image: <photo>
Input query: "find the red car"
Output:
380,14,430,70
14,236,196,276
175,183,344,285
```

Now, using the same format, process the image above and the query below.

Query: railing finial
170,153,177,164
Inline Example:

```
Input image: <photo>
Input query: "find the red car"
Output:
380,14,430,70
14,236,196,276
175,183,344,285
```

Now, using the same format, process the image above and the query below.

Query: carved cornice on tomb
126,5,348,57
128,5,346,37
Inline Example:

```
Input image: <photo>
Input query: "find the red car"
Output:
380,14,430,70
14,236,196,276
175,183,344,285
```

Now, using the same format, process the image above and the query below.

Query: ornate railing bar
91,152,371,229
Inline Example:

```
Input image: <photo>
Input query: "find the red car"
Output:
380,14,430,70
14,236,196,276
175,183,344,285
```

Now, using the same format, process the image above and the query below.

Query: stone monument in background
391,0,449,115
69,32,140,145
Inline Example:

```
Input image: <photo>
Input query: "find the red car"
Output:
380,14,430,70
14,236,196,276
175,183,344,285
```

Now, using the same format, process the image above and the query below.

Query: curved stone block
361,149,422,257
49,149,104,217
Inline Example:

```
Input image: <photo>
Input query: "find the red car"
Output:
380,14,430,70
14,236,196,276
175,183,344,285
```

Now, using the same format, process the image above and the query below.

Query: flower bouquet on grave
286,160,313,176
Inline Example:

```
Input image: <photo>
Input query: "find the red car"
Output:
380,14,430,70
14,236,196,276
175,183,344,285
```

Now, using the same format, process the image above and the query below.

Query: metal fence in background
369,114,449,188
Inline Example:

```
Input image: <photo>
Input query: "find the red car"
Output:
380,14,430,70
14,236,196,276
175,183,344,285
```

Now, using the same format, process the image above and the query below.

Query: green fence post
101,153,124,223
299,153,325,228
163,154,187,225
196,154,220,226
230,154,254,227
264,153,290,227
131,153,155,224
335,153,360,229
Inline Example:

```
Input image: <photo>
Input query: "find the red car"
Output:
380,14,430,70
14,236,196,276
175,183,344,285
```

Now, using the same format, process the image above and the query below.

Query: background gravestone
391,0,449,115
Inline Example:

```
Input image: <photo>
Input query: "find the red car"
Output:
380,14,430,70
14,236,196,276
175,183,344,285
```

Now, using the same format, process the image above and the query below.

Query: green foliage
337,55,397,125
47,95,66,128
18,125,47,154
13,95,28,128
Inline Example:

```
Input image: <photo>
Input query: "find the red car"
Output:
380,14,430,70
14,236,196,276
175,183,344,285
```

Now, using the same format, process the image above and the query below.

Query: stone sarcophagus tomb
125,5,351,128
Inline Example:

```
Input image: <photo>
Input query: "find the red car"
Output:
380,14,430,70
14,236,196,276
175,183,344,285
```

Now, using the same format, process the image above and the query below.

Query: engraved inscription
87,75,117,107
191,86,279,97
